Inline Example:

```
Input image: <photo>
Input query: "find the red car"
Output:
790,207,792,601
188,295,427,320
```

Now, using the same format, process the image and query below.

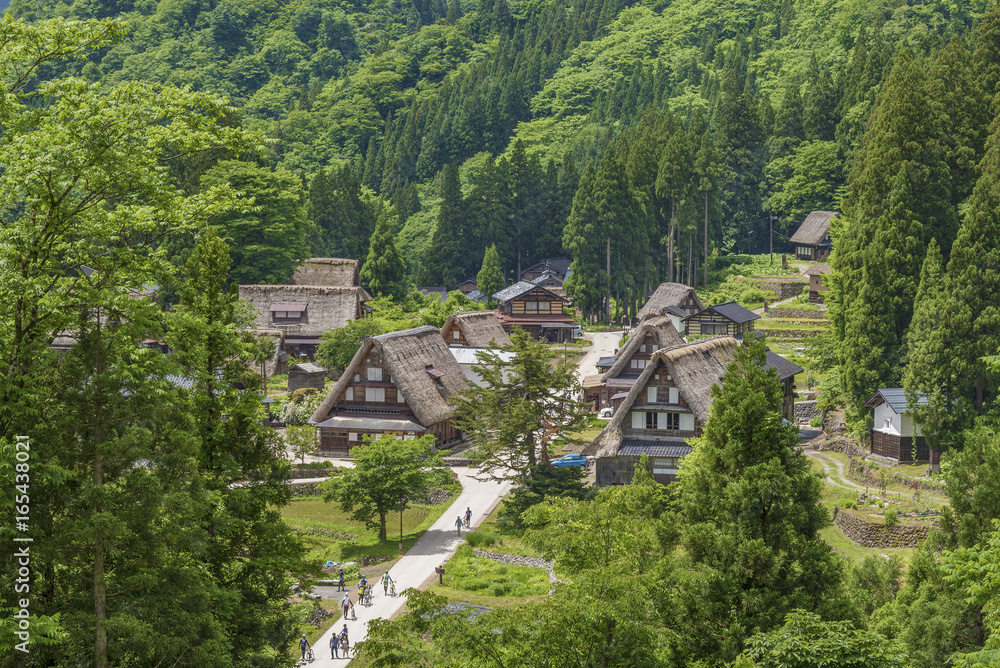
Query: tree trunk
687,234,693,287
668,198,676,283
379,513,387,542
606,237,611,324
977,374,983,414
704,191,709,286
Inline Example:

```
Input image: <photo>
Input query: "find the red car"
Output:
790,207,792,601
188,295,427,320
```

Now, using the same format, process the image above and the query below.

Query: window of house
367,367,383,382
525,301,538,312
348,433,358,441
645,412,656,430
652,458,679,475
630,359,648,370
700,323,727,335
659,412,680,430
365,387,385,402
796,246,812,256
453,330,460,339
640,344,647,353
345,388,354,401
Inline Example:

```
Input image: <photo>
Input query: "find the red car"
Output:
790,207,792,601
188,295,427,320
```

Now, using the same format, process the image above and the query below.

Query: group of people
455,506,473,535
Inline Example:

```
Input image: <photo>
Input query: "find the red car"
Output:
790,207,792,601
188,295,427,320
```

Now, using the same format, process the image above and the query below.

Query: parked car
598,407,613,419
551,453,587,467
571,325,584,338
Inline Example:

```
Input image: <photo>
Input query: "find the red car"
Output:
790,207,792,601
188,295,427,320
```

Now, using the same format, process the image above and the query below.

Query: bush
464,530,497,548
810,416,823,428
498,464,587,530
279,392,324,426
884,507,898,527
842,500,857,510
489,583,512,596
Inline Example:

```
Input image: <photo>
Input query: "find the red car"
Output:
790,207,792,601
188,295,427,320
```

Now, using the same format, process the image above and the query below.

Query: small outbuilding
863,388,932,466
682,301,759,338
288,363,328,393
804,264,831,303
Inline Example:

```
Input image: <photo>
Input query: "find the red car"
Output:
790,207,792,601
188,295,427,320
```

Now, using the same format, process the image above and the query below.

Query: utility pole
769,213,774,265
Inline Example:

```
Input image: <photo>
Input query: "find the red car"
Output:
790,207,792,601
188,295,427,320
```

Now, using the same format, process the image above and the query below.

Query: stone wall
756,327,823,338
472,548,556,584
738,277,808,299
846,458,944,494
290,468,339,479
794,401,820,423
767,308,827,319
834,509,931,548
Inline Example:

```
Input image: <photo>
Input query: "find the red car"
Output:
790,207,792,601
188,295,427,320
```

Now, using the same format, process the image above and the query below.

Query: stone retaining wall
813,439,867,457
289,468,339,479
794,401,820,423
834,509,931,548
738,277,808,299
846,458,944,494
290,482,324,497
756,327,823,338
767,308,827,320
472,548,557,584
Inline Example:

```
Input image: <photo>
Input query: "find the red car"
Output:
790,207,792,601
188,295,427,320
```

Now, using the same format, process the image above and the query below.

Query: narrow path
752,294,798,316
302,467,513,666
575,331,621,384
804,450,948,503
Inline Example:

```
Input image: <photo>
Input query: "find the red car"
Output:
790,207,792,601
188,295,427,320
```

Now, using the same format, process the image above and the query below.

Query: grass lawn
756,318,829,330
434,544,550,599
266,374,288,395
563,416,607,448
280,489,458,567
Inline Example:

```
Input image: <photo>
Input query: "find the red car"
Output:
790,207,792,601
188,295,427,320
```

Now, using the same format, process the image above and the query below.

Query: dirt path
804,450,868,493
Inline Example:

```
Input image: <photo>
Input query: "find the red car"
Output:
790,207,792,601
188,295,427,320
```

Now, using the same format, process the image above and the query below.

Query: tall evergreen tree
422,162,466,287
477,244,504,308
360,209,407,301
655,127,693,283
563,163,606,320
832,49,955,423
667,334,846,662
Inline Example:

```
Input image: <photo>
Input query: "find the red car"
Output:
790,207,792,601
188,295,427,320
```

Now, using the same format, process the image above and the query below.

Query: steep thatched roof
605,317,684,378
310,325,469,427
639,282,704,320
290,258,359,287
589,337,738,457
441,311,511,348
238,285,363,338
789,211,839,245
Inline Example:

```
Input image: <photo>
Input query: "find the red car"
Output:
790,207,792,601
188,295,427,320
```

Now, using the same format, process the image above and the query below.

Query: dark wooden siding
871,431,929,463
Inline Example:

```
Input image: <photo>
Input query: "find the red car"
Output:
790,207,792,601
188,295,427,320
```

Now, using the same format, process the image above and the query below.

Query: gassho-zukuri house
589,337,738,486
308,326,467,455
587,336,803,486
440,311,511,348
583,316,685,409
637,282,705,332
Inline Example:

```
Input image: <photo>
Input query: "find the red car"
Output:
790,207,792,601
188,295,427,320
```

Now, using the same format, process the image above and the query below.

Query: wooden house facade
789,211,838,261
288,362,328,393
493,281,575,342
582,317,684,409
766,349,804,421
683,301,759,338
309,326,467,455
589,337,737,486
863,389,932,465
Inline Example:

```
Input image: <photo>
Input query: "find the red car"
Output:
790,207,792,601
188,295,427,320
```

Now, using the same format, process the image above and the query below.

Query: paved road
301,467,513,666
575,331,622,385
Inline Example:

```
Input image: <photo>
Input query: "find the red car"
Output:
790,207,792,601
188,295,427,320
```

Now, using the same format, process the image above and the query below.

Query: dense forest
7,0,990,305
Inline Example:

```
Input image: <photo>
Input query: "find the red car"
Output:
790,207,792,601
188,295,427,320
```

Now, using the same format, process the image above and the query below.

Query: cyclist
340,625,350,657
340,593,351,620
299,635,310,662
382,571,392,595
465,507,472,528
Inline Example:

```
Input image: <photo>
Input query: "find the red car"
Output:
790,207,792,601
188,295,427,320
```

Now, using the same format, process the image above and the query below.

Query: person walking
381,570,391,595
330,632,340,659
464,507,472,528
341,593,351,620
340,625,350,657
455,515,463,536
337,568,345,592
299,635,310,661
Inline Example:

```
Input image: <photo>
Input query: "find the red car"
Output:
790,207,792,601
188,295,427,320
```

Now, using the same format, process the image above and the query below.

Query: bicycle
304,648,314,662
389,579,397,597
363,586,373,606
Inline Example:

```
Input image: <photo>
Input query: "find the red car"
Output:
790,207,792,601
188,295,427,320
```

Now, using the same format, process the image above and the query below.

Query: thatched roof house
789,211,838,261
290,258,360,287
309,326,468,453
638,283,704,329
582,317,684,409
441,311,511,348
589,337,738,486
238,284,369,359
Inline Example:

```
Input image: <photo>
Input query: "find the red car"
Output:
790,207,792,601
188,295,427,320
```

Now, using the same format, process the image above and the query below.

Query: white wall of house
872,403,921,437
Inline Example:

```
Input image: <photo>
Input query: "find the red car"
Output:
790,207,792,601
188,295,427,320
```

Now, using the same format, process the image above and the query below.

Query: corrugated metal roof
596,356,616,368
270,303,307,312
449,348,516,365
618,440,693,458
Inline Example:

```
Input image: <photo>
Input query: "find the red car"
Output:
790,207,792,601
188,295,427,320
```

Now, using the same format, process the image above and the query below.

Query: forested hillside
8,0,989,309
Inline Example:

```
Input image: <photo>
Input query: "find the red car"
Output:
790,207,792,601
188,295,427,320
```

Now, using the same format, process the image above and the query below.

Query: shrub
279,392,324,426
842,500,857,510
464,530,497,548
810,416,823,427
884,507,898,527
489,583,512,596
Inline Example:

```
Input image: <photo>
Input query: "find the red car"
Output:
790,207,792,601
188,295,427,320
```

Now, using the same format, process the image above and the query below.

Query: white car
598,407,613,419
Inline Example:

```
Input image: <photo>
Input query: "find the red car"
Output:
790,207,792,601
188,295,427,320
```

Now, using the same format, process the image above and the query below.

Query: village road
301,466,513,666
575,331,622,385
